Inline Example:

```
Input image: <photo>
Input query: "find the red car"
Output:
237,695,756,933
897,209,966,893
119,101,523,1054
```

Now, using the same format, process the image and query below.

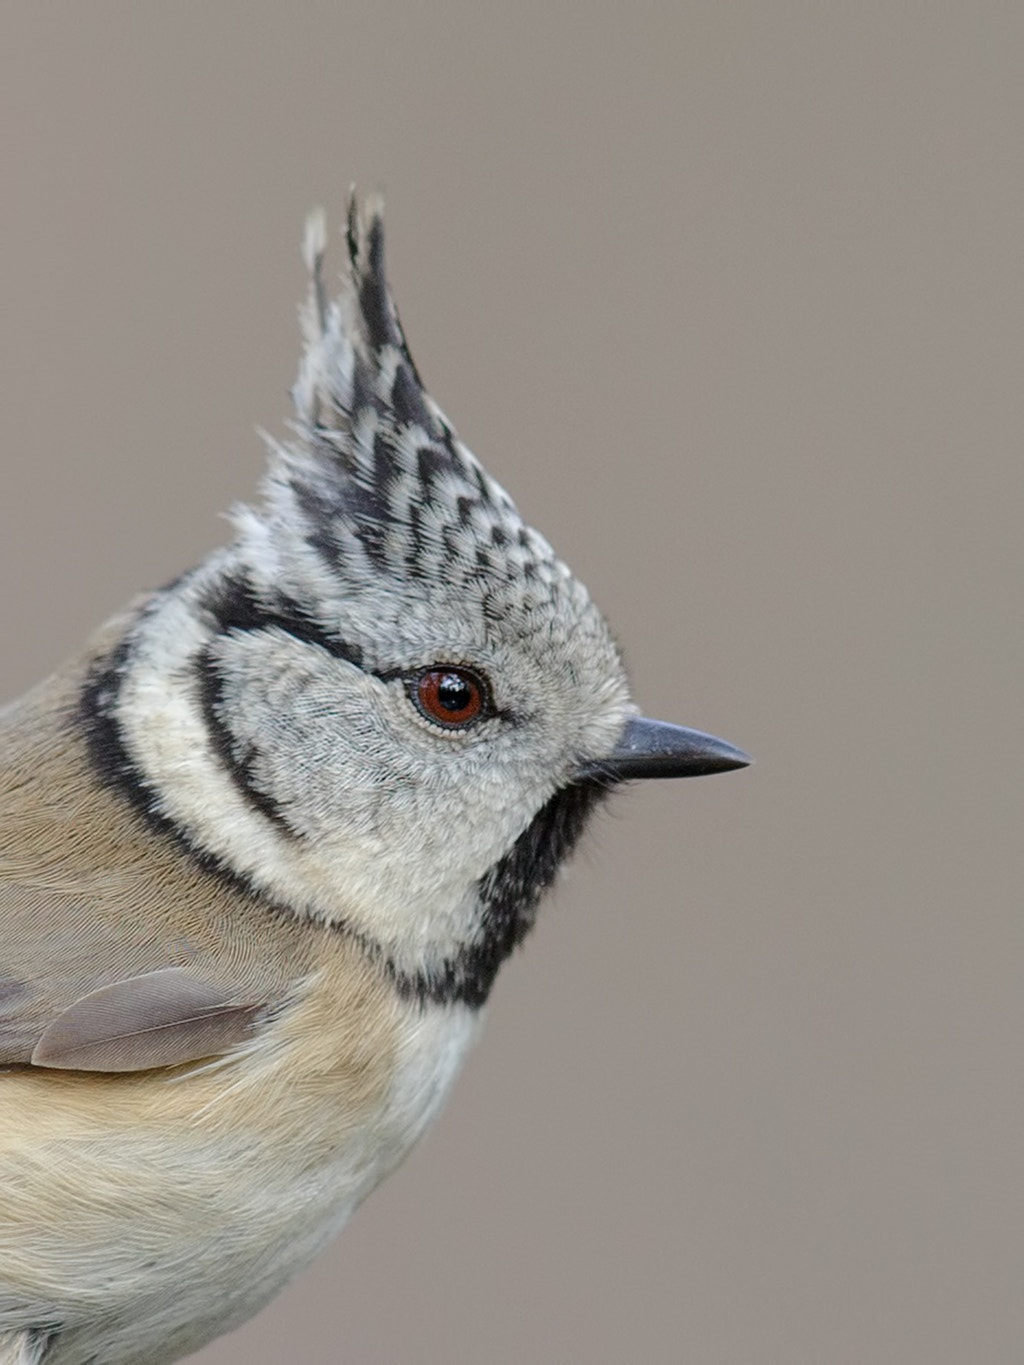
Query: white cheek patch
112,581,507,970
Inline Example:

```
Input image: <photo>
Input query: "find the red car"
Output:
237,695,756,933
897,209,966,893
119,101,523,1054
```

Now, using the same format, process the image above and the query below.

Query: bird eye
413,667,489,729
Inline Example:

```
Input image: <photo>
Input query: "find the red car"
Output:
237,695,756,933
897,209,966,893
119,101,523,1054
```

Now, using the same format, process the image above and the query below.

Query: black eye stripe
195,648,297,836
203,577,364,668
203,578,504,731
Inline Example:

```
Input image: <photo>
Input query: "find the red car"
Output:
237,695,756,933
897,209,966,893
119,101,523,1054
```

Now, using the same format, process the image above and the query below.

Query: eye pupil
414,667,488,728
437,674,472,712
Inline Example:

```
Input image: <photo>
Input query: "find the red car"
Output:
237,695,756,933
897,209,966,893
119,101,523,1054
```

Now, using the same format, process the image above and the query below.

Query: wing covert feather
30,968,264,1071
0,878,277,1072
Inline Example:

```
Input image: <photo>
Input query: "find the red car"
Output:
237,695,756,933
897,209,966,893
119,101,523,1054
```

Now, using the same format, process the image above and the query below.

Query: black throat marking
78,583,609,1010
386,777,608,1009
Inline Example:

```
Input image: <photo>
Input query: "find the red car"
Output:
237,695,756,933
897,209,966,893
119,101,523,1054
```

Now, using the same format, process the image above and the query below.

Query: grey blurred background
1,4,1021,1362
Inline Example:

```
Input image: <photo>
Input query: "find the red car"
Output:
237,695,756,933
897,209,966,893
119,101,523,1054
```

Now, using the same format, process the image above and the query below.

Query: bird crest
233,193,586,665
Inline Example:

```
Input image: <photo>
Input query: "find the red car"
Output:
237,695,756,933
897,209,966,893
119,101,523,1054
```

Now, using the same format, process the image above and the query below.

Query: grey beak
577,716,752,782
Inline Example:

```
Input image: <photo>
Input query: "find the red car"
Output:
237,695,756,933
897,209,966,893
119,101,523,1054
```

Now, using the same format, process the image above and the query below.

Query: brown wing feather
30,967,265,1071
0,876,282,1071
0,634,327,1075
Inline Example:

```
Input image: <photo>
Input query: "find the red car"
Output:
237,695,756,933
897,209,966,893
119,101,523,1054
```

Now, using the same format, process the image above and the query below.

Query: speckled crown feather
228,193,593,664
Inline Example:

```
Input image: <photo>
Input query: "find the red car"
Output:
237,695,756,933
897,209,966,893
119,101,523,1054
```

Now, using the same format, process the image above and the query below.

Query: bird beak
576,716,752,782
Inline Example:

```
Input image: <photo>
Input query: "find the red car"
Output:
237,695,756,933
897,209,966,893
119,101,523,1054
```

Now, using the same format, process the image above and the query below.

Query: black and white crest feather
233,194,584,667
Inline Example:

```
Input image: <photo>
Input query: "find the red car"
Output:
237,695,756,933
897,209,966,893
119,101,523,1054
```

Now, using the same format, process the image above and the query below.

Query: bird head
99,196,748,1004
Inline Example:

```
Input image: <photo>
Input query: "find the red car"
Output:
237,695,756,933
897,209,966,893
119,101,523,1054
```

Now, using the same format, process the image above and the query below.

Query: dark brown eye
414,667,488,729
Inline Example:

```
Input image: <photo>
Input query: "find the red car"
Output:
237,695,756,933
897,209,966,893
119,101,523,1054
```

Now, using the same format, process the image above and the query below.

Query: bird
0,194,749,1365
